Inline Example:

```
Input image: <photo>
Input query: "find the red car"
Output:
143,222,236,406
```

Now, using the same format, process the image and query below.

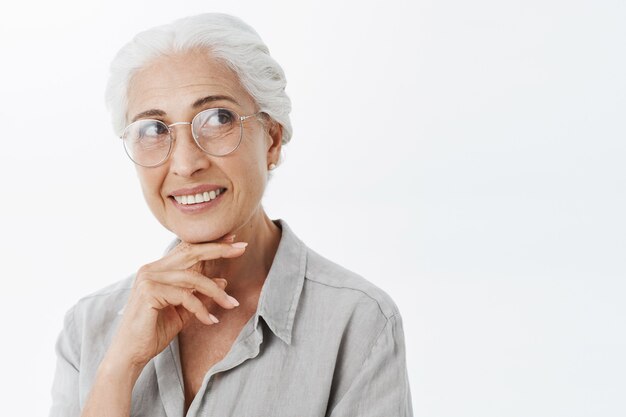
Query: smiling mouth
171,187,227,205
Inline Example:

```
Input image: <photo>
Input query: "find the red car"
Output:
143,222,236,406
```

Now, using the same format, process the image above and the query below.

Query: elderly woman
49,13,413,417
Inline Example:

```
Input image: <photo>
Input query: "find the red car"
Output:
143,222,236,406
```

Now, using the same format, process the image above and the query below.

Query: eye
138,121,169,138
197,109,235,128
214,109,234,126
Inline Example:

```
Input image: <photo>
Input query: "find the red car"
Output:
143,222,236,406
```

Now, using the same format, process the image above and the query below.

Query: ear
265,118,283,165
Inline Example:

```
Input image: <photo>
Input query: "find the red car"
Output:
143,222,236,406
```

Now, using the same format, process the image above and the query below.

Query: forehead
127,49,254,117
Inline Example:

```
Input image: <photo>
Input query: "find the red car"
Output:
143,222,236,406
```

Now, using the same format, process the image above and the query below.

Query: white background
0,0,624,416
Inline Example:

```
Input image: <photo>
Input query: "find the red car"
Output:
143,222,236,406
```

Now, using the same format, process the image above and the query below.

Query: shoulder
295,245,408,400
68,274,136,333
303,246,401,320
75,273,135,309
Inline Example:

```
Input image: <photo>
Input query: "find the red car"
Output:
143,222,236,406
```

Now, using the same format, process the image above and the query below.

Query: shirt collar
163,218,307,346
255,218,307,345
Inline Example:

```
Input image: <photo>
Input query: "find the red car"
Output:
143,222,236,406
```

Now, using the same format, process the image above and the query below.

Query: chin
151,205,232,244
173,225,230,244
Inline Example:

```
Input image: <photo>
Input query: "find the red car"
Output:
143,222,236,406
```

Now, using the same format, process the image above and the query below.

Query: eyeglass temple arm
241,111,265,122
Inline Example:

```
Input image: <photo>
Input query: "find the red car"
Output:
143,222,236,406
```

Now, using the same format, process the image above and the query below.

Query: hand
104,235,247,373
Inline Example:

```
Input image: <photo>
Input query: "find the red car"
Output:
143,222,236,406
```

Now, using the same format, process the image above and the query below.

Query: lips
170,184,226,197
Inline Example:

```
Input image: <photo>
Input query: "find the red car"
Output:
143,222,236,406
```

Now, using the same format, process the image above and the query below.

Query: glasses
120,107,263,167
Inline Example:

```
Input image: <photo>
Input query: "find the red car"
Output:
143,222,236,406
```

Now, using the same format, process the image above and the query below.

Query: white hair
104,13,292,166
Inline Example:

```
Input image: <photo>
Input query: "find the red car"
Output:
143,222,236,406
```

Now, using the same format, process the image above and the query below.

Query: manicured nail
231,242,248,249
227,295,240,307
208,313,220,324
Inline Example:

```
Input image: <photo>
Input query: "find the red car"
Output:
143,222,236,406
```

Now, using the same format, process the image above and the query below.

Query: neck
201,208,282,296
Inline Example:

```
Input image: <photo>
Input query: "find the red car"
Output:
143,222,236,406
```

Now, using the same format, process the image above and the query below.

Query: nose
168,124,211,177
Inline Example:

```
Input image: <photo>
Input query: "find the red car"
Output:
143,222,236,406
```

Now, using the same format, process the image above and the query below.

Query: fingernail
208,313,220,324
224,234,236,242
227,295,240,307
231,242,248,249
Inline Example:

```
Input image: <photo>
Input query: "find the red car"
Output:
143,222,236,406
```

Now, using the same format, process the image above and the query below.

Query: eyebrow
130,95,241,123
192,94,240,109
130,109,166,123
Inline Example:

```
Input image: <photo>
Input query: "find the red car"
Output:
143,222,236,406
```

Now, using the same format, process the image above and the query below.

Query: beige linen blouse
49,219,413,416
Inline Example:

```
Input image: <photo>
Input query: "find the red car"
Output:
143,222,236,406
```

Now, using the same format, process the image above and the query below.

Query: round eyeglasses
120,108,263,167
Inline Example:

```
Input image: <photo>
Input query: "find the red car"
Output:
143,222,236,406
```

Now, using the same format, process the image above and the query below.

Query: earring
268,163,277,170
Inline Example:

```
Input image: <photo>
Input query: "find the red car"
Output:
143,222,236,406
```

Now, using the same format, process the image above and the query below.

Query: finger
139,270,238,309
136,280,219,325
144,241,248,272
174,304,194,325
221,234,236,243
214,278,228,289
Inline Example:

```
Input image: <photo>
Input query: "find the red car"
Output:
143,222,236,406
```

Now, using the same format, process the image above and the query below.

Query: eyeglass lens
122,108,242,167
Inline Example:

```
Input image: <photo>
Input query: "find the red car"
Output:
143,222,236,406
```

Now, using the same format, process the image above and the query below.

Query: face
126,49,282,243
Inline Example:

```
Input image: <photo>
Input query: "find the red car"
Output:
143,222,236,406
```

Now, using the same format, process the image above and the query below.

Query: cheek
228,144,267,204
136,168,167,206
240,143,267,185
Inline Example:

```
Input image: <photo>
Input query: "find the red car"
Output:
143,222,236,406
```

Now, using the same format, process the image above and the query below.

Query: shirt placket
154,313,265,417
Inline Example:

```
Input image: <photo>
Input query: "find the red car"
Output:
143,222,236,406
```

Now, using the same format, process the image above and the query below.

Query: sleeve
49,305,81,417
327,313,414,417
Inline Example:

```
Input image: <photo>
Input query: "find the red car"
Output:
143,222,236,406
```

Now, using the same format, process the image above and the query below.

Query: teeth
174,188,226,205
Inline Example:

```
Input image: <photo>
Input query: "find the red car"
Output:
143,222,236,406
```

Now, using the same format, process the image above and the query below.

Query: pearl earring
268,163,277,170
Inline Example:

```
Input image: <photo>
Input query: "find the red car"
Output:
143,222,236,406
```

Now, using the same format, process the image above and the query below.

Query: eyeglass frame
120,107,265,168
